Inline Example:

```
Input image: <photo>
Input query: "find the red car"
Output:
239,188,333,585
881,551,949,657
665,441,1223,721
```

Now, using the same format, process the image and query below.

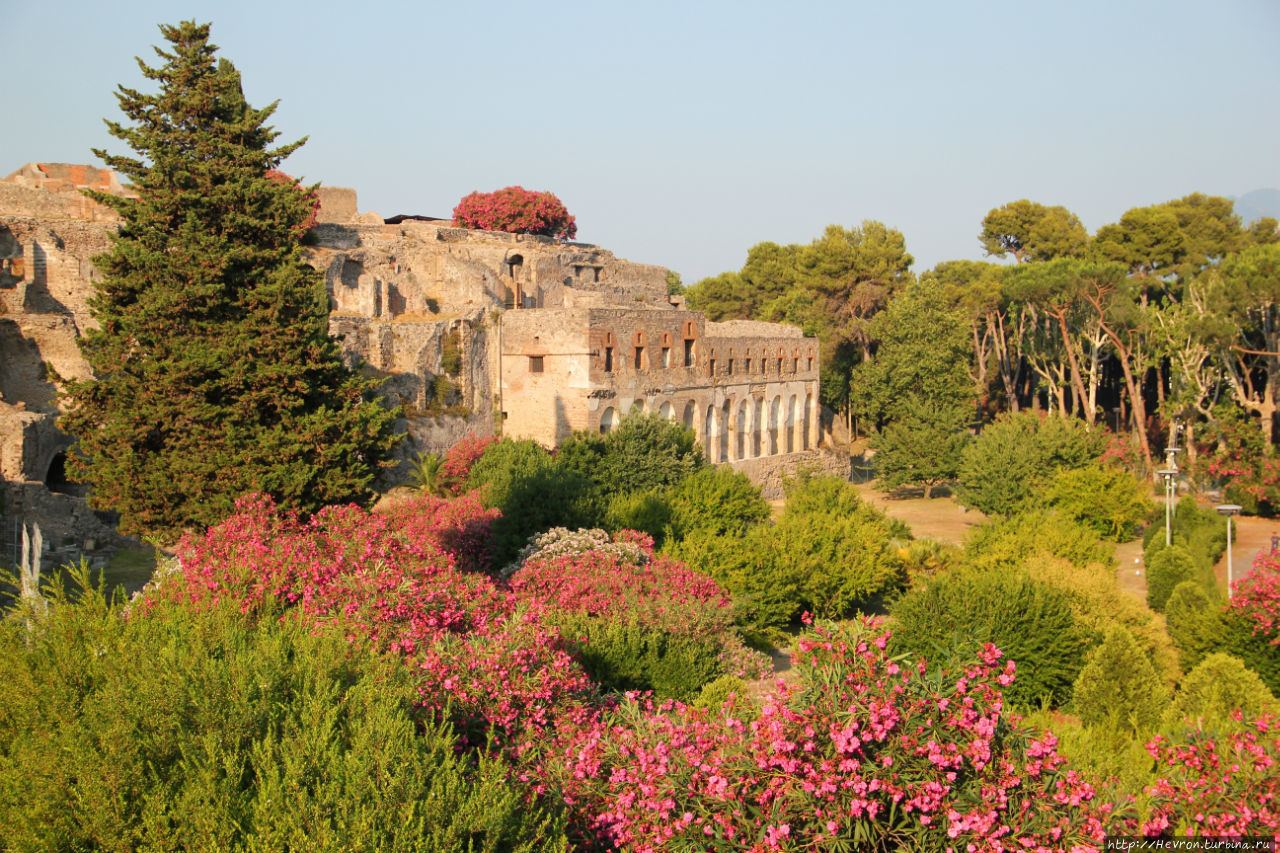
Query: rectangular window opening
634,347,644,370
661,346,671,368
528,355,544,373
684,339,694,367
604,347,614,372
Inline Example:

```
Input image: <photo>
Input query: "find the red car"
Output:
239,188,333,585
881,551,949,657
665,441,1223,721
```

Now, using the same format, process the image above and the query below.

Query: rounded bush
452,186,577,240
1072,625,1166,732
1146,545,1197,612
1164,580,1223,671
1162,653,1278,730
889,568,1094,708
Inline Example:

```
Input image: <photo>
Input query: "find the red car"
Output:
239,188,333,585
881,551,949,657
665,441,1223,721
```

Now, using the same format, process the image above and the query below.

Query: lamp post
1216,504,1242,600
1157,468,1179,547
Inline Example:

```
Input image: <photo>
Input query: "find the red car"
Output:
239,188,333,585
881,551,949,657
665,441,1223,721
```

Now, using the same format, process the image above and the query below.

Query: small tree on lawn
871,395,970,498
60,21,398,538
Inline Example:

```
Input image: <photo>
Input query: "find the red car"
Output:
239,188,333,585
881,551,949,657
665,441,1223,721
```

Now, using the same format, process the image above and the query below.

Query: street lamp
1157,468,1179,547
1216,504,1242,600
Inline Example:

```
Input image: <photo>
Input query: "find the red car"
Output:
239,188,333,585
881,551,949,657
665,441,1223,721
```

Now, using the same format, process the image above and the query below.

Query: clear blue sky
6,0,1278,282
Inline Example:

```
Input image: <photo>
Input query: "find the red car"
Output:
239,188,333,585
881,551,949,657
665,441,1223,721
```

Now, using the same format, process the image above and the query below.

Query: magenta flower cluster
452,186,578,241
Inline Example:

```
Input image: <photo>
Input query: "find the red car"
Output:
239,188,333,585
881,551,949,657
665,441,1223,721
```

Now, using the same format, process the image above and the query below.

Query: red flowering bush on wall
265,169,320,237
452,186,577,241
541,618,1110,851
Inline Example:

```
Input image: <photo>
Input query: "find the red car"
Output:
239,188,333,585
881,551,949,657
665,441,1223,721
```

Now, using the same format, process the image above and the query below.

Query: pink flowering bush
1133,713,1280,836
510,536,770,697
160,493,597,753
441,433,498,493
1232,551,1280,642
543,618,1110,851
453,186,577,241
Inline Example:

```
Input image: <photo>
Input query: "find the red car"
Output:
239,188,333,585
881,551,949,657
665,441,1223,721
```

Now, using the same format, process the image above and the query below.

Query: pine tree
60,21,398,538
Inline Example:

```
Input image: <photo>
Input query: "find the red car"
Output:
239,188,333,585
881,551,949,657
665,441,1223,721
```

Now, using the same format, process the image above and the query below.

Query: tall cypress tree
61,21,398,538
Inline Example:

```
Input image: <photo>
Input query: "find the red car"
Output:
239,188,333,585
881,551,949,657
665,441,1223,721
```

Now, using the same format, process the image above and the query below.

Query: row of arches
598,393,817,463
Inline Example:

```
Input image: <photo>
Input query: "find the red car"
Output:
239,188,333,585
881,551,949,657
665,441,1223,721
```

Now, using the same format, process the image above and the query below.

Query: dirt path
850,484,987,545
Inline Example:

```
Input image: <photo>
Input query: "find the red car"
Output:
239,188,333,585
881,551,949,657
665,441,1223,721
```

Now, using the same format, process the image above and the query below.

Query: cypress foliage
60,22,398,537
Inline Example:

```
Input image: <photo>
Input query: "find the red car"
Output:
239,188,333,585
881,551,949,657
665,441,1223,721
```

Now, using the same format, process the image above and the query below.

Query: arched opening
786,395,798,452
660,331,673,368
752,397,764,457
719,400,730,462
683,320,698,367
768,397,781,455
46,451,72,494
599,407,618,434
659,401,675,421
803,393,813,450
601,330,617,373
736,399,749,460
682,400,697,434
633,330,648,370
704,405,716,462
631,399,645,415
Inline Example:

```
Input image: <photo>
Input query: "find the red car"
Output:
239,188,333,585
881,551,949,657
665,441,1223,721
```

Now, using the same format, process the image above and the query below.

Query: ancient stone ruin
0,162,844,560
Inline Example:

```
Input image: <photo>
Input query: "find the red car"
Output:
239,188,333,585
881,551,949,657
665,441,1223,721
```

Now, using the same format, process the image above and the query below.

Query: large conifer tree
61,21,398,538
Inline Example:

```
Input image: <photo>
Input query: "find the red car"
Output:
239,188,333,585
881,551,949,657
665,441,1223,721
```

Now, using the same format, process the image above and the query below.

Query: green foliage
1146,545,1197,612
1020,710,1157,799
59,22,397,539
871,395,971,498
598,412,704,494
1142,497,1228,581
853,279,975,430
666,467,769,541
979,199,1089,263
0,572,567,851
1162,653,1278,731
553,614,723,701
603,490,672,544
406,450,446,495
955,412,1107,517
890,568,1094,708
1222,611,1280,696
692,675,758,720
466,439,597,566
440,328,463,375
664,528,791,646
1072,625,1167,733
1045,465,1152,541
1165,581,1224,671
964,509,1116,574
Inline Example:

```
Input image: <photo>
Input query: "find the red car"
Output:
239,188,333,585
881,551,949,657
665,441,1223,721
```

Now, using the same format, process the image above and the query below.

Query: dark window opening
793,357,799,373
708,358,716,377
745,358,752,373
634,347,644,370
684,339,694,367
661,346,670,368
604,347,614,372
807,357,813,371
529,355,544,373
777,358,783,374
727,358,734,375
46,452,72,494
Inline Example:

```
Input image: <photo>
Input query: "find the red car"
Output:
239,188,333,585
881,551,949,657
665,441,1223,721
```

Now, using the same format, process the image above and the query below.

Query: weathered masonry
501,308,820,464
0,161,843,550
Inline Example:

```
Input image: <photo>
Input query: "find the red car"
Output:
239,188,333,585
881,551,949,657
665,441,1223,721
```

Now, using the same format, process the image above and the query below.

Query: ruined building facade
0,163,841,550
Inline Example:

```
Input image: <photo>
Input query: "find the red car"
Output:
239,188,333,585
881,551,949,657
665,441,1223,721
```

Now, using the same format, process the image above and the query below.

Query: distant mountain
1233,188,1280,224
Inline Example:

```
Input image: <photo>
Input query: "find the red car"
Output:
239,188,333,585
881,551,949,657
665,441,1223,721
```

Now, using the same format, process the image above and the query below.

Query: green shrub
665,527,792,646
693,675,759,720
553,613,723,701
955,412,1106,517
1071,625,1167,733
770,476,906,618
1164,581,1224,671
604,490,672,544
1143,498,1228,583
889,568,1094,708
1046,465,1152,542
667,466,770,541
0,575,567,851
1021,710,1156,798
1146,545,1197,612
466,438,600,565
1222,611,1280,696
1162,653,1278,731
964,509,1115,574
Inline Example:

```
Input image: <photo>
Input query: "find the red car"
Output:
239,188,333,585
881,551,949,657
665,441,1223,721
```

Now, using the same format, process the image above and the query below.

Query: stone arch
631,399,645,415
599,406,618,434
803,393,814,450
704,404,716,461
659,401,675,421
719,399,731,462
786,395,798,452
752,396,764,457
682,319,698,367
46,451,72,494
682,400,697,434
768,396,781,455
736,398,749,460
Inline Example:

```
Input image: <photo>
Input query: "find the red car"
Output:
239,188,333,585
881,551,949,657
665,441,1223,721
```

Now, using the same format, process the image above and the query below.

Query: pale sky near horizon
5,0,1278,282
